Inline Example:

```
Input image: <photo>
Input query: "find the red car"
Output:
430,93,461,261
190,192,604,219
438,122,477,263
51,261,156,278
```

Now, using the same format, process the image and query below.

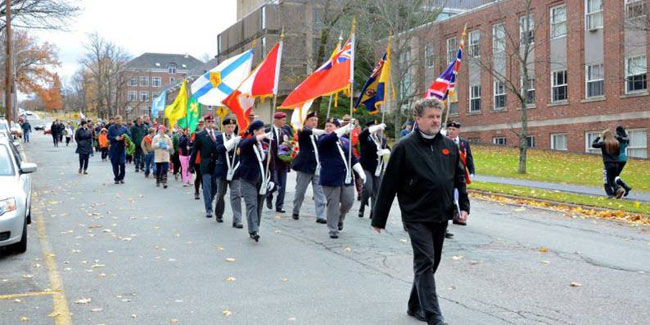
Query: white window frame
446,37,457,63
526,136,536,148
493,79,506,110
468,30,480,58
139,91,149,102
625,55,647,94
492,23,505,53
626,0,646,19
493,137,507,145
520,14,534,45
139,76,149,87
127,91,137,101
550,5,567,39
585,63,604,98
152,77,162,88
551,133,568,151
424,45,434,68
551,70,568,103
584,131,601,154
469,85,481,113
168,65,177,74
399,51,413,99
628,128,648,158
128,78,137,87
586,0,603,31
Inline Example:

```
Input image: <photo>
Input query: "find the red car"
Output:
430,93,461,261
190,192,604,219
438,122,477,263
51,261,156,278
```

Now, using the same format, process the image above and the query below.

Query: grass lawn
472,145,650,192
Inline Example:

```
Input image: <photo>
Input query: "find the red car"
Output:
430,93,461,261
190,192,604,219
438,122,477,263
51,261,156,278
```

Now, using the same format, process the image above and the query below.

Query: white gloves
352,163,366,183
369,123,386,134
440,128,447,136
334,122,354,138
376,148,390,157
311,128,325,136
224,136,241,151
256,133,268,142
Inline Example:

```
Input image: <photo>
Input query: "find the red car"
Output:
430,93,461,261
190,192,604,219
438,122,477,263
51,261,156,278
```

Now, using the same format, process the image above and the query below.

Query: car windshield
0,144,15,176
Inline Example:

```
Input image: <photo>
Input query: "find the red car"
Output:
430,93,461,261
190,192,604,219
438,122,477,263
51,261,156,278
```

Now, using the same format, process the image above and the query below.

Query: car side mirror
20,162,37,174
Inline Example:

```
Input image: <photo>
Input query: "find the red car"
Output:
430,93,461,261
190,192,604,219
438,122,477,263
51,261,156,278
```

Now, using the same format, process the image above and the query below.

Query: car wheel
26,203,32,225
9,221,27,254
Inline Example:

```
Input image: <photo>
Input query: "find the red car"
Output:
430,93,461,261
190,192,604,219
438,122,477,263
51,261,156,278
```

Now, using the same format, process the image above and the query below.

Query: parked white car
0,135,37,253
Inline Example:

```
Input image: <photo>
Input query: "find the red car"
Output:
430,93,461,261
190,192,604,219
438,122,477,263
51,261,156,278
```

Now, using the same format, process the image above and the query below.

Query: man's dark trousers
267,167,287,210
111,153,126,181
404,221,448,323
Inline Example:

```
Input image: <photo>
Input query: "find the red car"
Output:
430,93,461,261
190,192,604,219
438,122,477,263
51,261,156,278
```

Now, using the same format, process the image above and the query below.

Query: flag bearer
189,115,219,218
215,116,243,227
358,120,390,219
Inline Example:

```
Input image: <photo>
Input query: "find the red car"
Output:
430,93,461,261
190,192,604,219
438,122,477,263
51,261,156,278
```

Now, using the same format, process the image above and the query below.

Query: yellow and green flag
164,79,188,128
178,96,201,134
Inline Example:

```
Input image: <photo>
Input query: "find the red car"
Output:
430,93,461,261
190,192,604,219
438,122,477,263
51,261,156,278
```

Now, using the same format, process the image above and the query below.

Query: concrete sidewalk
473,174,650,202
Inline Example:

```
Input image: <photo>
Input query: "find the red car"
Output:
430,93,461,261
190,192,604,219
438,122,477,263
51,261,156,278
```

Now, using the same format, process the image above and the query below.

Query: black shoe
206,214,213,218
338,223,343,231
250,232,260,242
163,183,168,189
276,208,286,214
406,310,427,322
292,213,299,220
232,223,243,229
316,219,327,224
216,217,223,223
452,219,467,226
78,169,82,174
445,231,454,239
135,169,139,173
266,200,272,210
329,233,339,239
83,171,88,175
358,210,364,218
119,180,125,184
114,180,119,184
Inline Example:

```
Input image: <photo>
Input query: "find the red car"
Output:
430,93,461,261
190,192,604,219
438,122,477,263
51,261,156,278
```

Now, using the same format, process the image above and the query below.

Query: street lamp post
4,0,12,122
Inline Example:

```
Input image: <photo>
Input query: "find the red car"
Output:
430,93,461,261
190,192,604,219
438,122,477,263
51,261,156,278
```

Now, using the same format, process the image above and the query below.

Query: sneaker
624,187,632,197
615,188,625,199
316,219,327,224
194,193,200,200
337,223,343,231
329,233,339,239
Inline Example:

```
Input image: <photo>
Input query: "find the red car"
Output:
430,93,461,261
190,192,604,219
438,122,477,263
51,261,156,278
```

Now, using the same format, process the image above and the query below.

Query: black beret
447,121,461,128
248,120,265,132
326,118,340,127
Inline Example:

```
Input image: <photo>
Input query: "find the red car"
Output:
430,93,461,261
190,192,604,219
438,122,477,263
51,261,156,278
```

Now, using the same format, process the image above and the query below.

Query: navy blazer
291,128,319,175
215,132,240,180
359,128,388,172
107,125,130,156
318,133,358,187
458,138,475,175
189,129,218,174
237,136,268,183
265,125,291,171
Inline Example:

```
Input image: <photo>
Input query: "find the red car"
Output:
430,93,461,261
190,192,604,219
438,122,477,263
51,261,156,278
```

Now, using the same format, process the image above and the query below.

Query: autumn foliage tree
39,73,63,111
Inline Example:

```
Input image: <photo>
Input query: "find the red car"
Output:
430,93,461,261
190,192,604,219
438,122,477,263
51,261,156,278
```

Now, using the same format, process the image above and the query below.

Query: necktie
210,130,215,142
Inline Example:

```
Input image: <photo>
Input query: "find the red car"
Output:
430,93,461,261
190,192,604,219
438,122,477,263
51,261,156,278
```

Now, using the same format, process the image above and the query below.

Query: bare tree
80,33,130,119
0,0,79,31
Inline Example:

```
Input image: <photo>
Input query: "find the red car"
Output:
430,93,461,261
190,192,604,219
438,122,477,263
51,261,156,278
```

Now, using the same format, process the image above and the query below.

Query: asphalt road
1,132,649,325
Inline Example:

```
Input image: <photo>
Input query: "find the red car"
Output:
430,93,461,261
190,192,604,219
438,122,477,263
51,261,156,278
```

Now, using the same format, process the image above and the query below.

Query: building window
168,64,176,74
494,79,506,110
140,91,149,102
550,5,567,39
424,45,434,68
152,77,162,88
493,137,507,145
626,0,646,19
492,23,505,53
469,85,481,112
217,34,222,55
448,102,458,115
127,91,137,101
521,76,535,105
586,64,604,98
586,0,603,30
628,129,648,158
520,14,534,45
128,78,137,87
446,37,457,63
468,30,480,57
170,77,175,83
551,133,568,151
526,136,536,148
626,55,647,93
399,51,413,99
552,70,568,102
139,76,149,87
585,131,601,154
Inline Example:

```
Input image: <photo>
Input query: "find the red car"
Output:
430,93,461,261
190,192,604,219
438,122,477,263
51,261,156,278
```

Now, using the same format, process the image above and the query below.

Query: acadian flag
355,36,393,114
191,49,253,106
425,26,466,100
151,91,166,117
164,79,188,128
279,35,354,109
222,41,283,133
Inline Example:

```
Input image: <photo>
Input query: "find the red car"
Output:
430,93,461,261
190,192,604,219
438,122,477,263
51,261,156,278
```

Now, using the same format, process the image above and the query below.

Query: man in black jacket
130,116,147,173
189,115,219,218
265,112,291,213
214,116,243,227
372,98,470,325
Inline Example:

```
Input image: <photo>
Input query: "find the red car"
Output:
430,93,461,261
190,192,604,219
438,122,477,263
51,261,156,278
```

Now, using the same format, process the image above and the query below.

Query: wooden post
4,0,12,122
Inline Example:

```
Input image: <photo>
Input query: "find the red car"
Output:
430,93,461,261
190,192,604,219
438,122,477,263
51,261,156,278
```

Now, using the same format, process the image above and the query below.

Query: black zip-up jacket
591,137,620,164
371,130,470,228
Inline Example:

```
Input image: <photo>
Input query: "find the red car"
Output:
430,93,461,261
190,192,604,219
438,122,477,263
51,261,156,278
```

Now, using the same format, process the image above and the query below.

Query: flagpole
347,19,356,184
326,94,333,119
262,28,284,196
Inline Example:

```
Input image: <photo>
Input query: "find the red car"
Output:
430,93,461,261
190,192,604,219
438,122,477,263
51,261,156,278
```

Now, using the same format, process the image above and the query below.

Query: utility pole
4,0,12,122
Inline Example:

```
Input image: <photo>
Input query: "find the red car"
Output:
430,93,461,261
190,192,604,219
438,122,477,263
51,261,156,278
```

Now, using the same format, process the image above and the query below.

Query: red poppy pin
441,148,450,156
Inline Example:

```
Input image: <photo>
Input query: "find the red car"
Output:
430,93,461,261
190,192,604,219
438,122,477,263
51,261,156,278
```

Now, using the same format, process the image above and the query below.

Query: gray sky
26,0,237,97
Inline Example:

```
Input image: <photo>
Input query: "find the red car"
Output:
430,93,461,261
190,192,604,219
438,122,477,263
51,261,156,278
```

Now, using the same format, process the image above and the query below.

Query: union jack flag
426,30,465,100
317,40,353,72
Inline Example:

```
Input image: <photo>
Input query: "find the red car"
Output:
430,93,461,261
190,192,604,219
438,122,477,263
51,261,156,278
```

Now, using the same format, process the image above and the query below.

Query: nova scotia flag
191,49,253,106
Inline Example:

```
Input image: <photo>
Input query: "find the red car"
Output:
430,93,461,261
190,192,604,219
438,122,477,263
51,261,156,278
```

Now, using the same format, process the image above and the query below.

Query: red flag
279,38,353,108
222,41,283,133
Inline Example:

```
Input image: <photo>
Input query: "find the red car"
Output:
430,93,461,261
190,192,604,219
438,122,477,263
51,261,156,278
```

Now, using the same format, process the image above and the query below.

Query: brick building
123,53,204,119
407,0,649,158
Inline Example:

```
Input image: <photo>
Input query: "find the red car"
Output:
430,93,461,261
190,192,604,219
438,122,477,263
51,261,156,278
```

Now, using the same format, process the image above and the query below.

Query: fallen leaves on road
74,298,92,304
451,255,464,261
20,316,28,322
222,309,232,316
343,247,352,252
225,276,236,282
541,260,551,265
225,258,236,262
538,247,548,253
48,312,60,318
570,282,582,287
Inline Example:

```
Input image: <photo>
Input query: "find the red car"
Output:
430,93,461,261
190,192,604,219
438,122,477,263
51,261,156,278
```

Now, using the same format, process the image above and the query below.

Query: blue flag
151,91,166,117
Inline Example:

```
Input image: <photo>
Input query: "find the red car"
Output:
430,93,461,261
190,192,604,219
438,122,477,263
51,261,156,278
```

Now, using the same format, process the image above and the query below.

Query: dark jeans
266,167,287,210
101,148,109,160
616,161,627,177
23,131,29,143
144,152,155,176
155,162,169,181
111,153,126,181
404,221,448,323
78,153,89,171
52,134,59,147
133,149,145,171
66,137,71,146
201,172,218,214
603,162,620,196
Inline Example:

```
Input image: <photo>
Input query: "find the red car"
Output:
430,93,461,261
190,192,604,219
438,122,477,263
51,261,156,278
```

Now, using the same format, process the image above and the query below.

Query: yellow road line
0,291,58,300
35,209,72,325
